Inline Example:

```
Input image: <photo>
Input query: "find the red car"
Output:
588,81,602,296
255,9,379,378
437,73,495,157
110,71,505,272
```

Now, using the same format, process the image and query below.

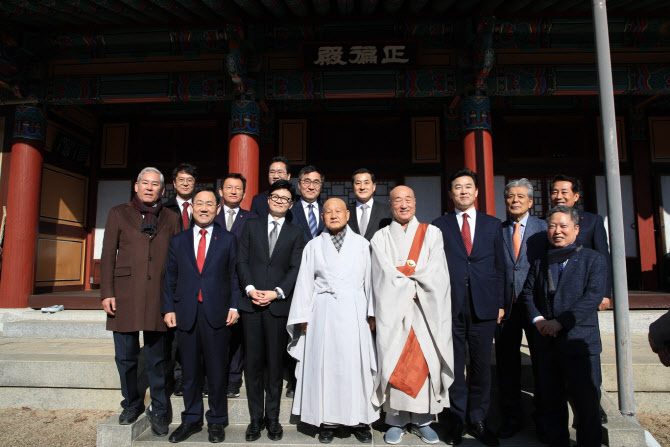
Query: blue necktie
308,204,317,238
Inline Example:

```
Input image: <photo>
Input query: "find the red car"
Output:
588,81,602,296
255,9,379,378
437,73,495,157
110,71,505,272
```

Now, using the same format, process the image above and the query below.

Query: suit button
467,261,471,264
148,256,152,261
514,267,519,271
147,275,151,280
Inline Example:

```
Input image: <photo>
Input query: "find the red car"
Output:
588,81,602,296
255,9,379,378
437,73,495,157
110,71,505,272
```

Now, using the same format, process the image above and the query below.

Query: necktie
226,209,235,232
181,202,190,230
359,203,369,236
197,228,207,302
308,204,317,238
558,261,565,279
269,221,278,256
461,213,472,256
513,222,522,260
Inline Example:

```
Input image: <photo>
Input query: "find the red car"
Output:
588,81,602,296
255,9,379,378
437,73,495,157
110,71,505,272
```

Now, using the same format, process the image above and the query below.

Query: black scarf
546,243,581,294
131,194,163,235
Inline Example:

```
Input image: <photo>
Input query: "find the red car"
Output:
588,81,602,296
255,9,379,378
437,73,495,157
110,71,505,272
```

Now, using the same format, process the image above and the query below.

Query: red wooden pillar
630,108,658,290
0,106,46,308
229,95,260,210
462,96,495,214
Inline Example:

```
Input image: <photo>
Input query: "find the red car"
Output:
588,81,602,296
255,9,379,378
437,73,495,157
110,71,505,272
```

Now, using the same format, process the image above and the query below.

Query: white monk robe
370,217,454,416
287,226,379,427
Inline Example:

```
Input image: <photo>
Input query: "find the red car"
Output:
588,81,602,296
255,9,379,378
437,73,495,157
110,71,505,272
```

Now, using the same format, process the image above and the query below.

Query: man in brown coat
101,167,180,436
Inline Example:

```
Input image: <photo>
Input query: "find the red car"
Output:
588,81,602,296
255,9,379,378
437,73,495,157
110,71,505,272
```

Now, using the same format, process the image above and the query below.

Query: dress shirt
301,199,320,227
222,204,240,224
193,224,237,312
245,214,287,300
355,199,374,224
509,212,530,240
176,196,193,220
455,206,477,244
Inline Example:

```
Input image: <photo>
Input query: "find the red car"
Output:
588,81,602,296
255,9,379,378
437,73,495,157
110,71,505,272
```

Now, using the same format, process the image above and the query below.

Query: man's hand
226,309,239,326
368,316,376,332
249,289,260,300
164,312,176,328
497,308,505,324
544,319,563,337
300,322,308,333
535,319,549,336
102,297,116,316
598,297,611,311
253,290,278,306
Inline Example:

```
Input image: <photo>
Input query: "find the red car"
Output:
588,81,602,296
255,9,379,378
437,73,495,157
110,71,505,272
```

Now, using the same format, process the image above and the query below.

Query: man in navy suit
237,179,306,442
163,188,240,443
292,165,326,243
250,156,291,217
518,205,606,447
346,168,393,241
214,173,258,399
495,178,548,439
432,168,504,446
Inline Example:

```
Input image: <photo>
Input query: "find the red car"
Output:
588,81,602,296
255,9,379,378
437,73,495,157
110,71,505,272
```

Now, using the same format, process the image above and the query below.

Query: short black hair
268,156,291,175
352,168,375,184
449,168,478,189
222,173,247,192
269,179,297,202
193,187,220,205
172,163,198,181
552,174,581,195
299,165,325,182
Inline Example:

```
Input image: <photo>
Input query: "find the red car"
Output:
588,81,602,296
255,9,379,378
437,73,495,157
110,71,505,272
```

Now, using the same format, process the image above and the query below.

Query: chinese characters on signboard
303,43,417,69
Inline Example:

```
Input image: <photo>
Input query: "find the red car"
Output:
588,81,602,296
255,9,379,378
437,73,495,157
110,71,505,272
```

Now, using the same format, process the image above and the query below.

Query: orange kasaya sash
388,223,430,399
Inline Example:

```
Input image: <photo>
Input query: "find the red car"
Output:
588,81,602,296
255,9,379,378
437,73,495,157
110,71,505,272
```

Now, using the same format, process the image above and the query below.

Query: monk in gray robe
370,185,454,445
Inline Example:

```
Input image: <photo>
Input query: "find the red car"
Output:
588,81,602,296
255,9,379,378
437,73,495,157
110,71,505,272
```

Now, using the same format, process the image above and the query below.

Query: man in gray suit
495,178,548,439
346,168,392,241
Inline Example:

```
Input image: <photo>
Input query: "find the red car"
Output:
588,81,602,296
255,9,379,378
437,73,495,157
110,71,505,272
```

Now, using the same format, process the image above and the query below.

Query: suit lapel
365,203,382,239
269,220,289,262
259,218,271,260
502,221,515,263
230,209,245,235
470,211,484,255
347,204,360,234
447,214,469,255
293,203,310,236
188,228,199,272
200,228,220,274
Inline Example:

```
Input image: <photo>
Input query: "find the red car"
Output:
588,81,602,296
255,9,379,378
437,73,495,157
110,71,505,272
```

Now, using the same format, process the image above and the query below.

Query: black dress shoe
227,381,241,398
202,381,209,398
118,407,143,425
266,418,283,441
145,407,170,436
169,422,203,443
444,420,464,445
600,405,608,424
174,378,183,397
467,421,499,446
208,423,225,443
319,425,337,444
352,425,372,443
286,380,296,398
245,419,265,442
497,420,522,439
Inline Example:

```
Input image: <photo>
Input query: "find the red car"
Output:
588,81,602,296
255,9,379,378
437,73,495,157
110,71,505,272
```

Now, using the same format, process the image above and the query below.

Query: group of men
101,157,611,447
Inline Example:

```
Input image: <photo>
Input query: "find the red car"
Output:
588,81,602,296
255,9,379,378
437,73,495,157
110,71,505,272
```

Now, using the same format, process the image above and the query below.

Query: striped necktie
308,204,317,238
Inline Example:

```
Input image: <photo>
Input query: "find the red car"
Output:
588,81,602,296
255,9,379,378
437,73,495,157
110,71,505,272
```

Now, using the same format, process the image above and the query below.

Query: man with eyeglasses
237,180,306,442
214,173,258,399
165,163,198,231
293,165,326,243
250,156,292,217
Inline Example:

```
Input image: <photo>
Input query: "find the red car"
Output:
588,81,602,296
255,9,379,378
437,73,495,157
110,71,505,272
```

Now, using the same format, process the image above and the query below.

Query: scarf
546,243,581,294
131,193,163,235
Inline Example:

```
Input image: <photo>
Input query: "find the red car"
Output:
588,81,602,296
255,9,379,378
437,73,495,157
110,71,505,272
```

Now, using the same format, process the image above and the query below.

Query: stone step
2,319,110,338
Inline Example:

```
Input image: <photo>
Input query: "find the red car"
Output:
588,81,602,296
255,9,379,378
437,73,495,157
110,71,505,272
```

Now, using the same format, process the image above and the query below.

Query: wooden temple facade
0,1,669,308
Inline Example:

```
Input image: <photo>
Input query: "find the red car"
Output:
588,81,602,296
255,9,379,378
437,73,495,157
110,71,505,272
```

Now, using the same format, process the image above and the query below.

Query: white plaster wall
404,176,442,223
94,180,132,259
595,175,637,257
494,175,506,221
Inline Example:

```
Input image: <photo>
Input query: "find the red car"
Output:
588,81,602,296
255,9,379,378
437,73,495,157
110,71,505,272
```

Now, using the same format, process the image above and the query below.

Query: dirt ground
0,408,668,446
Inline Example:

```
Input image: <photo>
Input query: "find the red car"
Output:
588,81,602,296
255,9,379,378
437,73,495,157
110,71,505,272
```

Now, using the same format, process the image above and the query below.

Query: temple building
0,1,669,308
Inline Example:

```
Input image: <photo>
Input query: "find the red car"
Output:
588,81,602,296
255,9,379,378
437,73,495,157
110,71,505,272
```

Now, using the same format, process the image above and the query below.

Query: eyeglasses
176,177,195,185
300,179,322,187
269,170,287,175
269,194,291,204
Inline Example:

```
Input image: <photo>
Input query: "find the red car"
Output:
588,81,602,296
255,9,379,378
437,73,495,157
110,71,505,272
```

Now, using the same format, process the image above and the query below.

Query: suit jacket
291,199,325,242
214,207,258,240
236,217,306,317
518,247,607,356
501,215,548,317
347,200,393,241
164,197,194,231
162,226,240,331
576,210,612,296
100,202,180,332
432,210,505,320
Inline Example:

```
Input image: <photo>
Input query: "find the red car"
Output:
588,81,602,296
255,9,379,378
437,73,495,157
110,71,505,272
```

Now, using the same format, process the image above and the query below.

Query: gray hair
137,167,165,188
504,178,534,199
546,205,579,225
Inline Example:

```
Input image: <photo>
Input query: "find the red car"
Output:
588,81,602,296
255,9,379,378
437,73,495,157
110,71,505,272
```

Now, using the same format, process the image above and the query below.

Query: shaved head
322,198,350,235
390,186,416,226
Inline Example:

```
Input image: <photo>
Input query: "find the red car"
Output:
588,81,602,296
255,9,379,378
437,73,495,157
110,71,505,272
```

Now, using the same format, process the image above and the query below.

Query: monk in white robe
371,186,454,445
287,198,379,444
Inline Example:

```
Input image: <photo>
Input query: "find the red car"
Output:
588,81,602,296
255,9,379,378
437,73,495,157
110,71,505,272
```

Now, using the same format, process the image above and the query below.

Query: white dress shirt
356,199,374,225
222,204,240,228
455,206,477,244
301,199,320,227
509,212,529,240
177,196,192,220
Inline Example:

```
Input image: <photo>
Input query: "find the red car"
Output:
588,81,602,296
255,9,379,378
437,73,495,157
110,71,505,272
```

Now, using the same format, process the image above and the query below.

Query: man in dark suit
164,163,198,231
292,165,326,243
518,205,606,447
214,173,258,399
551,174,610,424
346,168,392,241
495,178,548,439
250,156,291,217
163,188,240,443
101,167,180,436
432,168,504,446
237,179,306,442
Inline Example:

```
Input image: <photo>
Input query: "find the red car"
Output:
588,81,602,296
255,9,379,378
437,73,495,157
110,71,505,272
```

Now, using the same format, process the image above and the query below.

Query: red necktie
197,228,207,302
182,202,190,230
513,222,522,260
462,213,472,256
